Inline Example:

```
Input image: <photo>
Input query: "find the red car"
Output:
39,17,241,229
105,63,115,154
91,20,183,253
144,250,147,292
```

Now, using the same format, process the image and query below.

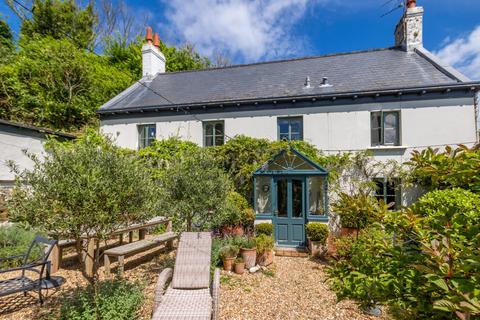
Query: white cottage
98,2,479,247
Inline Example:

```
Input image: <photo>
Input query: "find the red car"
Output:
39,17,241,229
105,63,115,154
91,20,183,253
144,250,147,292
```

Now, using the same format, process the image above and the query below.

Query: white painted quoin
98,3,479,246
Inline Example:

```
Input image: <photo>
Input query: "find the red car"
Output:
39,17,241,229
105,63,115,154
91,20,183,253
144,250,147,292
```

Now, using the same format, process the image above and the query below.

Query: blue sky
1,0,479,79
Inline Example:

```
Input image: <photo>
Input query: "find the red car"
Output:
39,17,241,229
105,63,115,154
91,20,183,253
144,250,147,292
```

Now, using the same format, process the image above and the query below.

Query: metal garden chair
0,235,57,305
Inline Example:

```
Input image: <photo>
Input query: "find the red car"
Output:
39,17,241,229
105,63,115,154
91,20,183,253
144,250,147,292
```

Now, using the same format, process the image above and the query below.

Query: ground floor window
137,124,156,149
374,178,401,209
203,121,224,146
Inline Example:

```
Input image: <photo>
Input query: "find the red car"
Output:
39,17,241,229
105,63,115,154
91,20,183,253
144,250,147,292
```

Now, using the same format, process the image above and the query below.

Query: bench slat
104,232,176,257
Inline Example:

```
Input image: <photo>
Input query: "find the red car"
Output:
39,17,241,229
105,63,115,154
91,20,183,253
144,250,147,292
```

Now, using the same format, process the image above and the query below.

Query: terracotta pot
240,247,257,269
326,235,337,256
256,249,274,266
307,239,327,258
222,225,244,237
340,227,359,237
222,257,234,271
234,262,245,274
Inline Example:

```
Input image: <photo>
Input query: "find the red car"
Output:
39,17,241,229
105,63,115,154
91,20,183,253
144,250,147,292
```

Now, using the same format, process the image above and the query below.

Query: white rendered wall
101,98,477,160
0,130,46,187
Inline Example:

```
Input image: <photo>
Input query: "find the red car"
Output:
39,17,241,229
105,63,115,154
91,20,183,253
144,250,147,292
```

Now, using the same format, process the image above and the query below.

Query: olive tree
7,131,164,283
160,149,232,231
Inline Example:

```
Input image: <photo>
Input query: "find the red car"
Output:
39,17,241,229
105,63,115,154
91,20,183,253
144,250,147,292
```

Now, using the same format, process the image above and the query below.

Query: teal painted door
274,177,305,247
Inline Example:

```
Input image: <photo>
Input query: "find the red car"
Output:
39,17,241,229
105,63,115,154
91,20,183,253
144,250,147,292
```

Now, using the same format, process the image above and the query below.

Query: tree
160,148,232,231
7,0,96,49
7,131,164,283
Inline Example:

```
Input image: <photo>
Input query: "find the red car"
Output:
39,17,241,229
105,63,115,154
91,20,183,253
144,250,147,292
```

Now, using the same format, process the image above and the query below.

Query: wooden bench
104,232,177,277
50,239,77,273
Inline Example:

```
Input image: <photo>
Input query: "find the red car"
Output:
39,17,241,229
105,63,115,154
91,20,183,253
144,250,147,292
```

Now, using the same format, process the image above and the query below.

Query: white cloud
160,0,321,62
434,26,480,80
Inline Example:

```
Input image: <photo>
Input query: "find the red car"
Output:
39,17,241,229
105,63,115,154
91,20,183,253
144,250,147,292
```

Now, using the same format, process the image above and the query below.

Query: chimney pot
406,0,416,8
145,27,153,44
153,33,160,47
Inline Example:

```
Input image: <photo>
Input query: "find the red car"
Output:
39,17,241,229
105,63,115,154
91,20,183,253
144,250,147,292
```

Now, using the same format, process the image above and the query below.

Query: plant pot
222,225,244,236
340,227,359,237
234,262,245,274
256,249,274,266
222,257,235,271
240,247,257,269
308,240,327,258
326,235,337,256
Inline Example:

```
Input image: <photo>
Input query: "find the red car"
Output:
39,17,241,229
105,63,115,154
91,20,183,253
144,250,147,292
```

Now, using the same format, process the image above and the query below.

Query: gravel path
220,256,388,320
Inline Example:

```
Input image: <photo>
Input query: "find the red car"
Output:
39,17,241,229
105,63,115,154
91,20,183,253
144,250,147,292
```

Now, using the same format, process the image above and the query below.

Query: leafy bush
305,223,329,244
218,245,239,260
255,223,273,236
239,237,256,249
215,191,254,228
255,234,274,254
332,192,388,229
0,224,40,268
59,279,144,320
328,189,480,319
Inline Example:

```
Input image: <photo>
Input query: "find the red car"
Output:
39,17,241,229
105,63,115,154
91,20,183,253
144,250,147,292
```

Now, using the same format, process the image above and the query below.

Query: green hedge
305,223,329,244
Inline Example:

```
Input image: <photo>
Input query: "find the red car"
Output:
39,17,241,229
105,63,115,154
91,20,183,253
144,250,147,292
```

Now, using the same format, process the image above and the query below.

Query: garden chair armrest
153,268,173,313
0,261,49,274
0,254,27,262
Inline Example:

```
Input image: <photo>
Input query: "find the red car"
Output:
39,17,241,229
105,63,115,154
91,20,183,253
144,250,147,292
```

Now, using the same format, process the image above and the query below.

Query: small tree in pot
239,237,256,269
255,234,274,266
305,223,329,257
219,245,239,272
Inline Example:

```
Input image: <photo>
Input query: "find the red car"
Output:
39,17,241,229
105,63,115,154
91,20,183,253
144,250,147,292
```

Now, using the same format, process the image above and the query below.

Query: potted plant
305,222,329,257
255,234,274,266
255,222,273,236
239,237,257,269
219,245,239,272
220,192,253,236
234,257,245,274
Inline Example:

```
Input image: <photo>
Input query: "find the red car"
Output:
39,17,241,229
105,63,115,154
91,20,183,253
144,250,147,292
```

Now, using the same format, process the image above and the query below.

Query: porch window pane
255,176,272,214
308,176,324,215
292,179,303,217
277,179,288,217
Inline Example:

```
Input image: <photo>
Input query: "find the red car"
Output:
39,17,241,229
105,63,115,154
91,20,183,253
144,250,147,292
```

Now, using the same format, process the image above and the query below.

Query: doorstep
274,247,308,257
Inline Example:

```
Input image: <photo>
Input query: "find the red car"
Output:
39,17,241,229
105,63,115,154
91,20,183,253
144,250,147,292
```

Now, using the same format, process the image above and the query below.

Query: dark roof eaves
97,81,480,115
0,119,77,139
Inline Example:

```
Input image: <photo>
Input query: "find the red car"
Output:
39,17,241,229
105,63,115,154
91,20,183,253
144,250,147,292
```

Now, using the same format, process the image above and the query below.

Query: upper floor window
374,178,401,210
371,111,400,146
138,124,156,149
278,117,303,141
203,121,224,146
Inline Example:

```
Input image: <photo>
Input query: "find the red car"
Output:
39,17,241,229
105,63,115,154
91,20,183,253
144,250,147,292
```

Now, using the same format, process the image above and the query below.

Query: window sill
367,146,408,151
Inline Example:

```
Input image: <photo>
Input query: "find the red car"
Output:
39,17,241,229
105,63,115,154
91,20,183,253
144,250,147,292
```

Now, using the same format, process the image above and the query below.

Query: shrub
255,234,274,254
218,245,239,260
255,223,273,236
59,279,144,320
239,237,256,249
235,257,244,264
305,223,329,244
0,224,40,268
332,192,388,229
328,189,480,319
216,191,254,228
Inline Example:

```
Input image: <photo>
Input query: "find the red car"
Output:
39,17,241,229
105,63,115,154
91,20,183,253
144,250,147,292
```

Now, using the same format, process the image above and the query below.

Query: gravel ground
219,256,389,320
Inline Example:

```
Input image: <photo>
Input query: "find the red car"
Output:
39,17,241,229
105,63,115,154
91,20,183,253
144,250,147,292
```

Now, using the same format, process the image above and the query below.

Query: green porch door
274,177,305,247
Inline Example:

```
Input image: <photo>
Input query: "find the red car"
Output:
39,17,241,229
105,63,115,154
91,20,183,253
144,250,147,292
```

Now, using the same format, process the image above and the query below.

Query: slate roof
0,119,76,139
98,47,471,113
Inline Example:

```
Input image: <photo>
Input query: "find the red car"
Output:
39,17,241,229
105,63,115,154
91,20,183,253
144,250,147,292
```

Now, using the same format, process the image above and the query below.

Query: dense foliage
255,223,273,236
1,0,211,132
7,131,162,282
332,192,389,229
0,224,40,268
305,223,329,243
328,188,480,319
59,279,144,320
407,145,480,192
255,234,274,254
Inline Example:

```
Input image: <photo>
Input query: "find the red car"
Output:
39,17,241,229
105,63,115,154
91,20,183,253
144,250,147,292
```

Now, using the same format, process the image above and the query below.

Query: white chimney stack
394,0,424,52
142,27,166,80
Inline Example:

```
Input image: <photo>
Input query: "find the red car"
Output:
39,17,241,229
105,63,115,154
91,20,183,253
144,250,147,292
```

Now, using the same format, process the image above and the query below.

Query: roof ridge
153,46,400,77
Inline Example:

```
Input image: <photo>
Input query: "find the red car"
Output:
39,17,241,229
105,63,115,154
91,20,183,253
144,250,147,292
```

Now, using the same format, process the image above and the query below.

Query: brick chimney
142,27,166,80
394,0,424,52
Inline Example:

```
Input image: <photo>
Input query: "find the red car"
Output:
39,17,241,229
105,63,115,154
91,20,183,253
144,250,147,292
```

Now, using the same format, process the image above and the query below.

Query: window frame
373,177,401,210
277,116,304,141
203,120,225,147
137,123,156,150
370,110,401,146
